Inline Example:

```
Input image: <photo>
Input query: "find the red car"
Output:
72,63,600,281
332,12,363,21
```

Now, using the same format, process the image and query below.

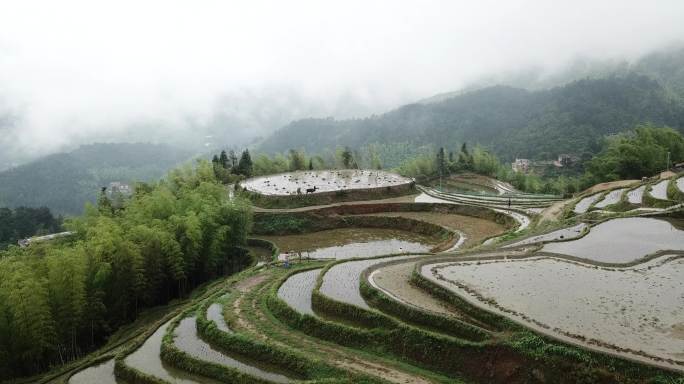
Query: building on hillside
553,154,580,168
108,182,132,196
511,158,531,173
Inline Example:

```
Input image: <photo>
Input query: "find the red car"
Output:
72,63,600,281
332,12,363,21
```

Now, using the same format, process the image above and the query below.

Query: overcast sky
1,0,684,165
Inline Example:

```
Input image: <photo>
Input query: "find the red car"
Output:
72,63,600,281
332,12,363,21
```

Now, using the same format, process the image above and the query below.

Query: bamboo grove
0,161,253,380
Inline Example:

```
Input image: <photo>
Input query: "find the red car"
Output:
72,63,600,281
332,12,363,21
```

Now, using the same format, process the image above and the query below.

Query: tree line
0,161,252,380
397,125,684,196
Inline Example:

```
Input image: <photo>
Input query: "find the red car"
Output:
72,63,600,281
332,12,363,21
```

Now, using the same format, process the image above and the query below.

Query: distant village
511,154,581,174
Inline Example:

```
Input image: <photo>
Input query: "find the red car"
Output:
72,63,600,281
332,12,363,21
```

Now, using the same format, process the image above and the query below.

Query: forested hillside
258,73,684,165
0,162,252,380
0,143,193,215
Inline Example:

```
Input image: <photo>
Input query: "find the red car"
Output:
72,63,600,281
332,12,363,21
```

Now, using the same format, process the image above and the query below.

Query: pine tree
308,158,314,170
228,150,238,169
341,147,354,168
219,150,229,169
236,150,253,177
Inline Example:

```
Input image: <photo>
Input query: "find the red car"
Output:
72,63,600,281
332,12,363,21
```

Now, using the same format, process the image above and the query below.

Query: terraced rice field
423,255,684,370
367,248,533,319
125,321,215,384
320,255,423,309
627,185,646,204
66,175,684,384
594,188,626,208
503,223,588,248
173,317,294,383
573,193,602,214
258,227,436,260
650,179,670,200
241,170,412,195
542,217,684,263
277,268,321,315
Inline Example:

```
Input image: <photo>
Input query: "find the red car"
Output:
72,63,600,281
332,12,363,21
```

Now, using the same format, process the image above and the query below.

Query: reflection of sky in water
543,218,684,262
278,269,321,316
428,255,684,364
321,255,422,309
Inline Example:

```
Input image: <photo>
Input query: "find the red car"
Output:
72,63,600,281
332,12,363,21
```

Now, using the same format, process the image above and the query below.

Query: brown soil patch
538,199,573,224
356,211,506,248
582,180,639,195
253,194,419,213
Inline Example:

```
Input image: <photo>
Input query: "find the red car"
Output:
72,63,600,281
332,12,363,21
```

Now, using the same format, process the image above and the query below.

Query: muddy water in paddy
426,255,684,368
68,359,118,384
246,245,273,263
278,269,321,315
353,211,505,248
174,317,295,383
258,228,435,261
320,255,423,310
542,217,684,263
125,321,219,384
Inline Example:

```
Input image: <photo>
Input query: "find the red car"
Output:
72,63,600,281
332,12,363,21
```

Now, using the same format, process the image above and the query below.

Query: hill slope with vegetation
0,143,193,215
258,73,684,165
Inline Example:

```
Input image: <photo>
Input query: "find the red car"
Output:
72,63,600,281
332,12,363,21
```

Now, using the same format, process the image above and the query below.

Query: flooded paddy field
351,211,506,248
504,223,588,248
627,185,646,204
174,317,295,383
320,255,423,310
257,227,437,260
241,170,412,196
542,217,684,263
277,268,321,315
424,255,684,369
650,179,671,200
68,359,118,384
125,321,218,384
206,302,231,333
573,193,602,214
594,188,626,208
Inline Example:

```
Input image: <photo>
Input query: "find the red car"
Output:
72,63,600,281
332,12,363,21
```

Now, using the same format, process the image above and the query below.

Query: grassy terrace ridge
50,172,684,384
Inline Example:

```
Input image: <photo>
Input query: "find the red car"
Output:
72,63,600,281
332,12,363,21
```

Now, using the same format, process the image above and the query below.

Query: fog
1,0,683,168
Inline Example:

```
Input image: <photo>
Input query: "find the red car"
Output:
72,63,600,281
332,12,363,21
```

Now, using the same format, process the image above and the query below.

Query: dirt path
232,271,439,384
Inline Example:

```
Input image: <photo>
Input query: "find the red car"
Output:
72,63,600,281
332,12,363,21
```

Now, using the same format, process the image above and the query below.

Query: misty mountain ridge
0,142,193,215
257,71,684,164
